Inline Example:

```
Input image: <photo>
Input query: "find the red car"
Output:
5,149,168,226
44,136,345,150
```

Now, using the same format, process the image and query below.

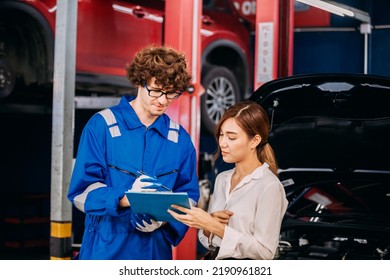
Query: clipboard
125,191,190,222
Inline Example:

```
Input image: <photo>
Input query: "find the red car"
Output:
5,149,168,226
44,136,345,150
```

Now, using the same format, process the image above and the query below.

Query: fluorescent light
296,0,354,17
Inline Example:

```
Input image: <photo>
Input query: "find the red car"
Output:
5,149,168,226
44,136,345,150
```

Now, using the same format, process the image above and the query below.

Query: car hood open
249,73,390,172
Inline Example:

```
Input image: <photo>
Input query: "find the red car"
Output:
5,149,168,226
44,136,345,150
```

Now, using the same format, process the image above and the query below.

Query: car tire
0,58,15,99
201,66,240,135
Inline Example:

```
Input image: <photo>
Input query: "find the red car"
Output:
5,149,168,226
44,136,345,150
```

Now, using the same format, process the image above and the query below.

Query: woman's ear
251,134,261,149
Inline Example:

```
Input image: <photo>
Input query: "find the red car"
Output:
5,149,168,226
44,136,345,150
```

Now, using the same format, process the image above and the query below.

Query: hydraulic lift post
164,0,203,260
254,0,294,90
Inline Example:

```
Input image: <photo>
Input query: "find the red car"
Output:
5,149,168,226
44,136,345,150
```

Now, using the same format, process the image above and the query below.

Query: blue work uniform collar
118,95,171,138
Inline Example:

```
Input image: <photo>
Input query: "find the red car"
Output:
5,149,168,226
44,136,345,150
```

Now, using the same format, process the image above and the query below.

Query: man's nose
157,94,169,104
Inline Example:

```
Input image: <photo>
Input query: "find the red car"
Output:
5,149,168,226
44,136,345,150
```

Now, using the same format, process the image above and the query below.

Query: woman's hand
211,210,233,225
168,205,233,239
168,205,212,229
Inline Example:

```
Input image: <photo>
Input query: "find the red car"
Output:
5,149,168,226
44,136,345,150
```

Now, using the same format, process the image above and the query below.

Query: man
68,45,200,259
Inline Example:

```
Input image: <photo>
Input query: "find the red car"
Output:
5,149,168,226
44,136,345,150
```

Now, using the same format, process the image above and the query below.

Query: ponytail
258,142,279,176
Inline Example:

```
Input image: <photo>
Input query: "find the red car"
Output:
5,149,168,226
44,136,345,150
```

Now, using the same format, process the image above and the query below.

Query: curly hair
126,45,192,92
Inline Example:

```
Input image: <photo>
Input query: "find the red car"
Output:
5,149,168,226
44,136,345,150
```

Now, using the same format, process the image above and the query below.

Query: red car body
0,0,254,133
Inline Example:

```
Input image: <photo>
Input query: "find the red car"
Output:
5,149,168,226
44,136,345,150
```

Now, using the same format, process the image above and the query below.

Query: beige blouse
198,163,288,259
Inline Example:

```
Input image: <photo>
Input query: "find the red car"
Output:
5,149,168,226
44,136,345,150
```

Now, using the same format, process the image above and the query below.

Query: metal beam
50,0,78,260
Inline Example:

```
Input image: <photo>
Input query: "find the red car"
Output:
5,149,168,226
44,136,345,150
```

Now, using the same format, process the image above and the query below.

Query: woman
168,101,288,260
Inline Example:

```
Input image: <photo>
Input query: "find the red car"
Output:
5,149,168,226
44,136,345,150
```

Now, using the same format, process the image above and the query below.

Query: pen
138,170,178,179
158,184,173,192
137,171,172,192
108,165,174,191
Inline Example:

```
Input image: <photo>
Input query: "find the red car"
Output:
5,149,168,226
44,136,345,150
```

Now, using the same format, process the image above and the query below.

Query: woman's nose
219,138,227,147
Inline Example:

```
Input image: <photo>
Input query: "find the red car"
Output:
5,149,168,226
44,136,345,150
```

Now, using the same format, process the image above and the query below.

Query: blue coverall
68,95,200,259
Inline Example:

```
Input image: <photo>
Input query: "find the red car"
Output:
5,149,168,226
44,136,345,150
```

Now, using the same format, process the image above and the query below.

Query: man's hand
130,174,171,192
136,219,163,232
130,213,162,232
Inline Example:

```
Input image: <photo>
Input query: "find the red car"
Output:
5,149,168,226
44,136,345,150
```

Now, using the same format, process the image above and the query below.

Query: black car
249,73,390,260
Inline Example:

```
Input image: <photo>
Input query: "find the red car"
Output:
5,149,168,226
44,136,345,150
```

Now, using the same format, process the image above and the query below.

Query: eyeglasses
144,84,182,100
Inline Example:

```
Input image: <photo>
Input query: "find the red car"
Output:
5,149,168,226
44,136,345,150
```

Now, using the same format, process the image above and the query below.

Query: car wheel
201,66,240,135
0,58,15,98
